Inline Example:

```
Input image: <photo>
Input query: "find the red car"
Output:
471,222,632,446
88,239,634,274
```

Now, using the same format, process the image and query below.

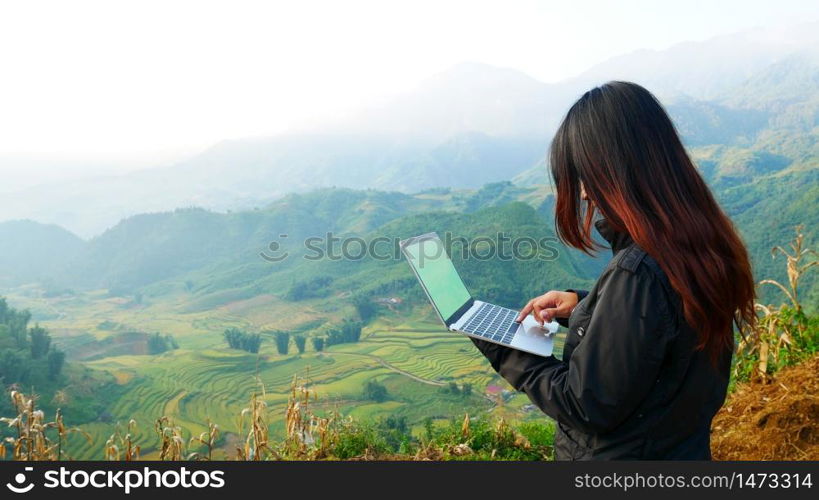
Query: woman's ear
580,181,589,201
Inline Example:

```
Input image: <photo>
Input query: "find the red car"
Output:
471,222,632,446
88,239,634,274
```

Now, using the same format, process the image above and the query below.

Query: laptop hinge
445,297,475,327
449,300,483,331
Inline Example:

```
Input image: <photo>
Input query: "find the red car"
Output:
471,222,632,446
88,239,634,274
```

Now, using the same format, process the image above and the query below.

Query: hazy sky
1,0,818,168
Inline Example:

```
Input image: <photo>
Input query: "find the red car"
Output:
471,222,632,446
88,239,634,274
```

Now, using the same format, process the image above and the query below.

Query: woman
471,81,756,460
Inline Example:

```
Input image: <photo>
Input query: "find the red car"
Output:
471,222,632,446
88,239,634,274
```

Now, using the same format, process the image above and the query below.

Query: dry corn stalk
283,373,337,459
461,413,470,439
188,419,219,460
736,226,816,382
105,419,140,461
0,390,88,460
237,392,276,460
155,416,185,460
760,225,817,313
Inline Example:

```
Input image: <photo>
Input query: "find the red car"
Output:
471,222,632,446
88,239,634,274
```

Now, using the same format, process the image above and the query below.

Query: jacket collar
594,218,634,254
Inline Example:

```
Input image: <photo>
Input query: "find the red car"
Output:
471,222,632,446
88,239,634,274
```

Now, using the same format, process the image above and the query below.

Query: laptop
400,232,556,357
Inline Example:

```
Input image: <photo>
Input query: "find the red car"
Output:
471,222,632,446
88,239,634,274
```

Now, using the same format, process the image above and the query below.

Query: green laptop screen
404,236,471,321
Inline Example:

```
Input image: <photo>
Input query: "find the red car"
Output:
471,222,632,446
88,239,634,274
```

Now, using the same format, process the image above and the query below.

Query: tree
241,333,262,353
273,331,290,355
441,381,461,395
294,335,306,354
352,294,376,322
324,320,363,347
312,337,325,352
345,320,363,343
223,328,261,353
462,383,473,396
284,276,333,301
8,309,31,348
29,325,51,359
382,415,408,433
449,382,461,395
47,348,66,380
0,349,26,384
223,328,243,349
147,333,178,354
363,380,388,402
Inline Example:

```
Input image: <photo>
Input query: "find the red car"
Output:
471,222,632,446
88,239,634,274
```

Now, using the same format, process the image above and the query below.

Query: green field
3,288,559,459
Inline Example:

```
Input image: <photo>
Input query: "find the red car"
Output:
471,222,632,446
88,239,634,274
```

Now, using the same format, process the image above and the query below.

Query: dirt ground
711,354,819,460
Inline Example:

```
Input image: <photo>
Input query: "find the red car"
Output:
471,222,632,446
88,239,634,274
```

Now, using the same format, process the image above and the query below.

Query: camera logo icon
6,467,34,494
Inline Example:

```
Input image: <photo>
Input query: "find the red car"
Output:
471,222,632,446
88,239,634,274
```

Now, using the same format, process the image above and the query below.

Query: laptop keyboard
461,303,519,345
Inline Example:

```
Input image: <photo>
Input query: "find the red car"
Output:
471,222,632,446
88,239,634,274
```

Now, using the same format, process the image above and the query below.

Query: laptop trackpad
519,315,558,336
512,316,556,356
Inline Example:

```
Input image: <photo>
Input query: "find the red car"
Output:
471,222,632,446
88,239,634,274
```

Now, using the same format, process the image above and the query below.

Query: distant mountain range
0,23,816,308
0,170,815,311
1,22,817,238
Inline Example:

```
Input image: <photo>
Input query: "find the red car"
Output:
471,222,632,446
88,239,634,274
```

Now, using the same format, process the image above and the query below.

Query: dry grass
712,354,819,460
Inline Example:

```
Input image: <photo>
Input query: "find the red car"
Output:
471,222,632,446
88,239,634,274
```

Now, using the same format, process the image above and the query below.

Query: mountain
0,220,85,287
0,188,597,322
59,189,444,291
331,62,567,141
567,22,819,101
3,23,817,237
0,130,547,238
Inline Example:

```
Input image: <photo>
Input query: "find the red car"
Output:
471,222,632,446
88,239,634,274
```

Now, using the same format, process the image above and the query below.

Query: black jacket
472,219,732,460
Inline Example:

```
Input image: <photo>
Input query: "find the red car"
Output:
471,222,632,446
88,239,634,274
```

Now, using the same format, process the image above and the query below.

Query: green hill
0,220,85,288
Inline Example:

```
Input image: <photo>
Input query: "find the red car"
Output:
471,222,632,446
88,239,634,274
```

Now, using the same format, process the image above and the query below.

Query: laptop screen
402,234,471,323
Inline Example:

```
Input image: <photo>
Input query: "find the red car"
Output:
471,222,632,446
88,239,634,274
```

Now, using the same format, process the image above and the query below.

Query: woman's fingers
540,307,559,322
532,301,544,324
517,299,535,322
518,290,580,323
517,291,571,322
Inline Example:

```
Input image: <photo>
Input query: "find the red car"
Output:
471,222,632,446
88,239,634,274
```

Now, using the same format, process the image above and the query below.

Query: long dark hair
550,81,755,361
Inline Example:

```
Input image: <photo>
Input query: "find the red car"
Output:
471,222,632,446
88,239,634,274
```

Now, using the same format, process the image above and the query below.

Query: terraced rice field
63,321,520,458
7,289,562,459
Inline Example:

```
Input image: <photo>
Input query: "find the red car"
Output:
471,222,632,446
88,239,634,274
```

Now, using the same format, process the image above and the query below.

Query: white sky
1,0,818,170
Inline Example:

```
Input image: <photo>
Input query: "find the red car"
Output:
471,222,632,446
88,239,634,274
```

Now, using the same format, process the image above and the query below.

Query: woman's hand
516,291,579,324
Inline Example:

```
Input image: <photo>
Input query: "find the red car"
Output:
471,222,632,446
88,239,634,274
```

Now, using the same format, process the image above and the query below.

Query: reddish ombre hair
550,81,755,361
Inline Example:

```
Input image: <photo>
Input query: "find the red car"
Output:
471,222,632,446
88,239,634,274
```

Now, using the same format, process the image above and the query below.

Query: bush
363,380,388,402
428,416,553,460
147,333,178,354
331,423,389,459
284,276,334,301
